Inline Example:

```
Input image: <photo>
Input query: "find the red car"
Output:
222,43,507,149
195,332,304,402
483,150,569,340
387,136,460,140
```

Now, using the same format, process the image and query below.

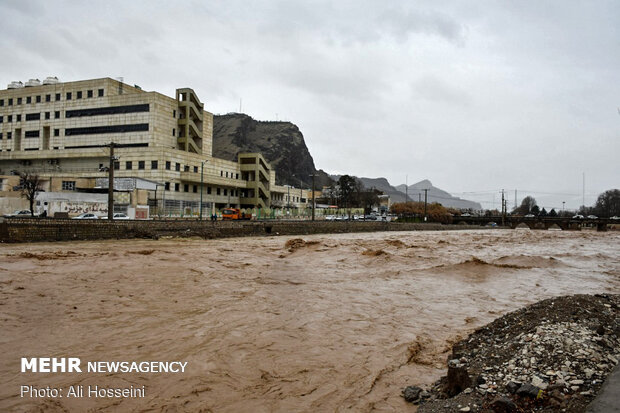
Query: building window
172,128,175,136
26,96,32,104
126,161,132,170
54,111,60,119
174,183,179,192
45,94,51,102
220,171,223,177
0,99,3,106
184,165,189,172
17,97,22,105
173,110,176,118
138,160,145,170
64,123,149,136
207,187,212,194
7,132,12,139
98,89,104,97
114,161,120,170
66,92,72,100
223,189,228,196
8,98,13,106
193,166,198,173
17,114,22,122
175,162,180,171
36,95,41,103
54,129,60,137
26,113,40,121
184,184,189,192
216,188,221,195
165,161,171,170
45,112,50,120
165,182,170,190
87,90,93,98
8,115,12,122
62,181,76,191
193,185,197,193
55,93,61,101
0,133,3,139
236,173,239,179
0,116,2,123
151,160,158,169
225,172,229,178
25,130,40,138
77,91,82,99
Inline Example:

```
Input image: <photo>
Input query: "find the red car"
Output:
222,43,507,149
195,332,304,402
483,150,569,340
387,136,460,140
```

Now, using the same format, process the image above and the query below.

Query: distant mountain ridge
212,113,481,209
395,180,482,210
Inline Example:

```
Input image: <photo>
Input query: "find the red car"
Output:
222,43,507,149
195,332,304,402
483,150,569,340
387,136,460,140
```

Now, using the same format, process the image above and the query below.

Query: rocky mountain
395,179,482,210
353,177,411,204
212,113,331,188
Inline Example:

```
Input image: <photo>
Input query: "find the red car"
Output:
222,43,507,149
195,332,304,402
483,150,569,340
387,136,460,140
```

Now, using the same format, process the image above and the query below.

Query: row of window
0,89,104,107
162,183,240,196
1,111,62,123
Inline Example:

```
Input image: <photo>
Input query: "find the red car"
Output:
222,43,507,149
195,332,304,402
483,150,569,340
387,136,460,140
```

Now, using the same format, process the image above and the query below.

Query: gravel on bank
402,294,620,412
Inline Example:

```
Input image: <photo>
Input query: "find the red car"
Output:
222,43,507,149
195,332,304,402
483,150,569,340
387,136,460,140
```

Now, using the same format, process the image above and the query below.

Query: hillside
212,113,331,188
395,180,482,210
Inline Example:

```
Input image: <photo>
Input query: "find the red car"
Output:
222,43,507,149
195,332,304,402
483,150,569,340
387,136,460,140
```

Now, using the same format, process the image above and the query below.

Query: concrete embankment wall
0,218,482,243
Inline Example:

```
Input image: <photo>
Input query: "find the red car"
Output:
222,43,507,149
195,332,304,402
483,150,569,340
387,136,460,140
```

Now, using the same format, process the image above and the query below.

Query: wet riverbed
1,229,618,412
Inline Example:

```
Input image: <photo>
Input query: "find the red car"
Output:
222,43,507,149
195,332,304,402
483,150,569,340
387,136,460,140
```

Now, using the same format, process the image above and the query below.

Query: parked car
364,214,377,220
586,215,598,219
100,213,131,220
611,216,620,220
572,214,584,219
461,213,472,217
4,209,33,217
72,213,99,220
325,215,336,221
524,214,536,218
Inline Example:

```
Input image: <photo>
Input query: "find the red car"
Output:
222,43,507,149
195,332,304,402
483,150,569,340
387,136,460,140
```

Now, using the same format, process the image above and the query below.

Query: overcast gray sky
1,0,618,210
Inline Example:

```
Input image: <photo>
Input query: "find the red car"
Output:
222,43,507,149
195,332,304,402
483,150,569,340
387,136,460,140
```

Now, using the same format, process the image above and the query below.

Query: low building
0,77,280,216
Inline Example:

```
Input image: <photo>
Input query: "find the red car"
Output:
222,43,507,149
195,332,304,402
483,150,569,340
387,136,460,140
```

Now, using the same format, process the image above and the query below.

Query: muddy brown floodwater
0,229,619,412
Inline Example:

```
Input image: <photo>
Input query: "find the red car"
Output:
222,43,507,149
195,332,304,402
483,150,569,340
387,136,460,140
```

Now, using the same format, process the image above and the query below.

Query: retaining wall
0,218,482,243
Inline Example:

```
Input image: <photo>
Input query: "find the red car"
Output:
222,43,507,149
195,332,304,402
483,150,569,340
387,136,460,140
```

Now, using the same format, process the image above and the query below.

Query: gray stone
490,396,517,413
516,383,540,399
402,386,422,403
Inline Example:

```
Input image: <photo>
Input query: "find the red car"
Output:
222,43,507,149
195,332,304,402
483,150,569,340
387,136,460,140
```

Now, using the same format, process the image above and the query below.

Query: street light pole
310,173,316,221
200,161,204,220
108,142,115,220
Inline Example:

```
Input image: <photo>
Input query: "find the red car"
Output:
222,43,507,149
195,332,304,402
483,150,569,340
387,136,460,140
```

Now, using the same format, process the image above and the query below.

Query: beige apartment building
0,76,290,216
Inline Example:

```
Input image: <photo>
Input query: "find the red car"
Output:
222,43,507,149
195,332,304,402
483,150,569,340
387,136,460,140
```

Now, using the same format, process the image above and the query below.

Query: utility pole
405,174,408,203
199,160,206,220
310,173,316,221
107,142,115,220
501,189,505,226
423,188,429,221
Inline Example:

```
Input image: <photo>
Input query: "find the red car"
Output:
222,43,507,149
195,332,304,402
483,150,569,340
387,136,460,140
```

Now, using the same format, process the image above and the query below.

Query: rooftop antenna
239,98,242,113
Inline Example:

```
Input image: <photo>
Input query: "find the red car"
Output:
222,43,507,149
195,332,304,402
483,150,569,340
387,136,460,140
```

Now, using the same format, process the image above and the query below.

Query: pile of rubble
403,294,620,412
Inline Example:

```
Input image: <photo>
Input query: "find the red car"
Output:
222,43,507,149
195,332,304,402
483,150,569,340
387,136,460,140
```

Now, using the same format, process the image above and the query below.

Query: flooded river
1,229,619,412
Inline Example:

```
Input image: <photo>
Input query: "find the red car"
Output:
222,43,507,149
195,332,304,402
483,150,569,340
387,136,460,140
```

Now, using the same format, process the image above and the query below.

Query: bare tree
18,172,43,217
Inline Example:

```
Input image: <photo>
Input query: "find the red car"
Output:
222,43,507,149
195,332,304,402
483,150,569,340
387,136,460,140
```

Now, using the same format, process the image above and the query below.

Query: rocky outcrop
212,113,331,188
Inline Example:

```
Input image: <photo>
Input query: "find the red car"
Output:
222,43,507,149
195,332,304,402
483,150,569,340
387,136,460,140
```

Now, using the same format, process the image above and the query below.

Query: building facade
0,77,287,216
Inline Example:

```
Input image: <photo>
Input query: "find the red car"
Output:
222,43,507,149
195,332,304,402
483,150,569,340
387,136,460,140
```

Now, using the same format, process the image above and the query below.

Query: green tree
548,208,558,217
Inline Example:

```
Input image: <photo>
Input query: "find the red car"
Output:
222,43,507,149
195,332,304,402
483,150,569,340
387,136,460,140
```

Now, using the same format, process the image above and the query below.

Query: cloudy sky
1,0,618,210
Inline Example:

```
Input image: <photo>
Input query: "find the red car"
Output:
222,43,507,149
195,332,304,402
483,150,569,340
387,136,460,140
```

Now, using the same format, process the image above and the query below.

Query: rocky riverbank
403,294,620,412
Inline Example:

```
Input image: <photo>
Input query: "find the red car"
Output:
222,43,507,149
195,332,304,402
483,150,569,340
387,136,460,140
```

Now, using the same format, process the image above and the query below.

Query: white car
524,214,536,218
587,215,598,219
572,214,584,219
100,213,131,220
72,213,99,220
611,216,620,220
4,209,33,217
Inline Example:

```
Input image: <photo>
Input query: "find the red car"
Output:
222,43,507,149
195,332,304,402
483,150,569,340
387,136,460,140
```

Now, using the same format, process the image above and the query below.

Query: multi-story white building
0,76,284,216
